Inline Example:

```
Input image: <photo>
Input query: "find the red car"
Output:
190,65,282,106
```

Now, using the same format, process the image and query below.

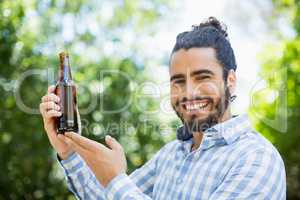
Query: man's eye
196,76,210,80
174,79,185,84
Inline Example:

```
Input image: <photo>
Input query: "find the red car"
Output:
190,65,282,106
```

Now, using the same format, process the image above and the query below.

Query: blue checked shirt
59,114,286,199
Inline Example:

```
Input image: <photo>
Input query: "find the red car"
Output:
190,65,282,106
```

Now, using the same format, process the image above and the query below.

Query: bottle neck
59,54,72,81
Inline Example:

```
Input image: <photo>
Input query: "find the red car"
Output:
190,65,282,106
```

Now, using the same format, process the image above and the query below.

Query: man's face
170,47,230,132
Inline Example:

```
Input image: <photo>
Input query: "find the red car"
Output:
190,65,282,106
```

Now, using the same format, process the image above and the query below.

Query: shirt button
176,178,183,184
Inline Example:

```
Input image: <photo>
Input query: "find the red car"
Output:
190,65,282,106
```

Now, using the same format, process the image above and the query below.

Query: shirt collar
176,113,252,151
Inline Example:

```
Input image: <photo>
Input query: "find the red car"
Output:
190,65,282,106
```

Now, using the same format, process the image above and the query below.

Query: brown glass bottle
55,52,78,134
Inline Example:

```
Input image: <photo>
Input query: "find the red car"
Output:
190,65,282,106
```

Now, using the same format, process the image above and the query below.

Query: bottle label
64,85,74,125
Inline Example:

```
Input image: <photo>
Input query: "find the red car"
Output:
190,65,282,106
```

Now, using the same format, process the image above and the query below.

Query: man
40,17,286,199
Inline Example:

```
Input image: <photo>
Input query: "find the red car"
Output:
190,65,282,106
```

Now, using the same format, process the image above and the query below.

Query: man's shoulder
235,130,284,164
159,139,181,154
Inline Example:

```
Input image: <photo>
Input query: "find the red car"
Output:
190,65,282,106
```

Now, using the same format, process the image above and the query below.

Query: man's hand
39,85,74,160
64,132,127,187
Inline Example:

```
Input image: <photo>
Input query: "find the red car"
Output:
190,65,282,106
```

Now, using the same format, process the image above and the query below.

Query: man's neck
191,110,232,152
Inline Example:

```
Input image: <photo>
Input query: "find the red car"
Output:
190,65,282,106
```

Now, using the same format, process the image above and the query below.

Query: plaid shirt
59,114,286,200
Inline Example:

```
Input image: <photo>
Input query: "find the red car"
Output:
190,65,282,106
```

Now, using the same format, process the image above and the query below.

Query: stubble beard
172,87,231,133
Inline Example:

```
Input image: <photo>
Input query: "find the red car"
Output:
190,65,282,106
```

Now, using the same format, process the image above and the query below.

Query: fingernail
106,135,112,140
58,134,65,140
65,132,71,136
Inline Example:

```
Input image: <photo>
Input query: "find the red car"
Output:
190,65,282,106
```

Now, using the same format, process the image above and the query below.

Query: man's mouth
180,99,211,113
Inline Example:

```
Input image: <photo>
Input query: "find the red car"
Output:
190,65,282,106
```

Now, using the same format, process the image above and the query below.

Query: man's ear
226,69,236,94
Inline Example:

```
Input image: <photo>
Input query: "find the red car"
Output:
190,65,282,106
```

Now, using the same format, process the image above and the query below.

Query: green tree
249,0,300,198
0,0,175,198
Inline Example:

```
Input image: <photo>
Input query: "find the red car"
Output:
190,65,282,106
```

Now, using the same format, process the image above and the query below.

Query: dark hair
171,17,237,81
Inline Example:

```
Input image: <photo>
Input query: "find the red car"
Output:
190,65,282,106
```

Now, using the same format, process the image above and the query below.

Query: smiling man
40,17,286,199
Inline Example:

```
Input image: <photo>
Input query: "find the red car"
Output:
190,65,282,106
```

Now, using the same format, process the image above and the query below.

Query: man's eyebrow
191,69,214,77
170,74,185,81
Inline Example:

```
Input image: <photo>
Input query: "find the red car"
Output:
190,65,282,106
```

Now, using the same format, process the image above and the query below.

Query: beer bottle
55,52,78,134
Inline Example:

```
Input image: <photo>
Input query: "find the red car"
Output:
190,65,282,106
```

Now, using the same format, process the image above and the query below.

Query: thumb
105,135,122,151
48,85,56,94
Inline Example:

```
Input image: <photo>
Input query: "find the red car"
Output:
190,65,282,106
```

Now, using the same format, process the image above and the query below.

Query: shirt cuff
105,173,138,200
58,152,85,175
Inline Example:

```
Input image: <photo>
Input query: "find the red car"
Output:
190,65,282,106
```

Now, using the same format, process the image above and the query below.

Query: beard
172,86,231,133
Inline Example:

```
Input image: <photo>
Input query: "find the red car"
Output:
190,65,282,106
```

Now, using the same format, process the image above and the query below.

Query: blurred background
0,0,299,199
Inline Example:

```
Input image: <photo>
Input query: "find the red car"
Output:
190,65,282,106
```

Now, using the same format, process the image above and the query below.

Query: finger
57,134,66,143
105,135,122,151
64,137,90,159
44,110,62,118
65,132,106,152
40,103,60,116
57,134,70,145
57,134,72,146
42,93,60,103
40,102,61,113
48,85,56,94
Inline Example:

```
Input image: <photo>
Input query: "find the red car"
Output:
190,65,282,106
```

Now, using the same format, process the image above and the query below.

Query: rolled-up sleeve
59,152,106,199
58,143,168,200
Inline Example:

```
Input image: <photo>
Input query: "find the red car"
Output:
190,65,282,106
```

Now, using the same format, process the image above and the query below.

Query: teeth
185,103,208,111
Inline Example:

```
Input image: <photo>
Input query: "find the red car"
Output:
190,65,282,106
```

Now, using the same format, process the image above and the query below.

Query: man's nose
185,80,197,100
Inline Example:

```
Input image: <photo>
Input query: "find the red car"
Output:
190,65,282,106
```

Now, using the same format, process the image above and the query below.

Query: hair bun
192,16,228,38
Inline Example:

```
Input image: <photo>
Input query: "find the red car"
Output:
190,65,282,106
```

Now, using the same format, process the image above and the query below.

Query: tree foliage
0,0,174,198
249,0,300,198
